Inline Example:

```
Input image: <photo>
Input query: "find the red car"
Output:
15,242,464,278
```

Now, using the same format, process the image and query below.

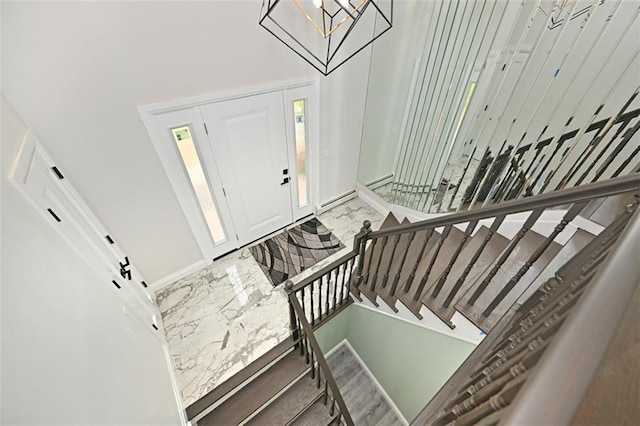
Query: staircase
355,210,593,334
186,174,640,426
187,322,349,425
350,177,640,337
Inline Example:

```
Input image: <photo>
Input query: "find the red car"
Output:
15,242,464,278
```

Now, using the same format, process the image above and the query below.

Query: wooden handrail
409,199,639,425
286,287,355,425
369,173,640,239
289,175,639,300
502,203,640,425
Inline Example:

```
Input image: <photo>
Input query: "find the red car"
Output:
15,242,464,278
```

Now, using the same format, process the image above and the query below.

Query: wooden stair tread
370,218,406,293
379,212,401,229
245,374,324,425
186,337,295,420
376,218,412,312
473,229,595,332
397,227,466,318
357,277,380,306
392,229,441,319
290,398,338,426
198,349,308,425
421,226,510,327
455,230,562,332
515,228,595,306
356,213,400,306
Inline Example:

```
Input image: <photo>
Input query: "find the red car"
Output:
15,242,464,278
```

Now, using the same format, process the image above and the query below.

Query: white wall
1,97,183,424
358,0,432,186
319,47,372,203
2,1,369,283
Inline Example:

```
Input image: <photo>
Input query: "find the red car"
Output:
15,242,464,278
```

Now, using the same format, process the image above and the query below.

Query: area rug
249,217,345,287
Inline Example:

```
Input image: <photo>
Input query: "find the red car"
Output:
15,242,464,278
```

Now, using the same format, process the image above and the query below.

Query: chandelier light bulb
313,0,322,9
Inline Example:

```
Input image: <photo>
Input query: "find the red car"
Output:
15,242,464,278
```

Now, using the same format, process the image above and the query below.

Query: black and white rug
249,217,345,287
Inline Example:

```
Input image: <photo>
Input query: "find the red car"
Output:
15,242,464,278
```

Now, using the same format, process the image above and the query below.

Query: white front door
140,81,317,263
201,92,293,246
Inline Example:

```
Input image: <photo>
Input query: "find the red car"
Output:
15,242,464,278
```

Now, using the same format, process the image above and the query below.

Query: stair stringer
352,294,486,345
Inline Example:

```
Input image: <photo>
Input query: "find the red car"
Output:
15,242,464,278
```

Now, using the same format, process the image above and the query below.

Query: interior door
200,92,293,246
10,133,161,336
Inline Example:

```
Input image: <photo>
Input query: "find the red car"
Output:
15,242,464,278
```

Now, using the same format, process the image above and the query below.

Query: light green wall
313,303,476,422
345,305,475,422
315,305,353,353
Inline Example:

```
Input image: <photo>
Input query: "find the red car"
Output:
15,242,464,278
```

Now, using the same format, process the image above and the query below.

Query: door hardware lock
281,177,290,185
283,169,289,175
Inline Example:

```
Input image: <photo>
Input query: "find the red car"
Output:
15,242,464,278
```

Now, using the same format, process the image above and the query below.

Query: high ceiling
3,1,371,282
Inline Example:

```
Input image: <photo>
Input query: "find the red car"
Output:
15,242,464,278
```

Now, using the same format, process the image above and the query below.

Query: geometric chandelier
259,0,393,76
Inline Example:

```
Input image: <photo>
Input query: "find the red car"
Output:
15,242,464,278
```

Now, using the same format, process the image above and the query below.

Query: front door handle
281,177,290,185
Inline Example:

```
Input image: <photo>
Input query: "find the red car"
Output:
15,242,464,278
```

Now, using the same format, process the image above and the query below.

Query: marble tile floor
156,197,384,407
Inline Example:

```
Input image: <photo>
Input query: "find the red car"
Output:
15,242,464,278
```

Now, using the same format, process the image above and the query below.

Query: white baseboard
163,343,189,424
352,299,483,346
150,259,209,295
356,182,446,224
356,183,391,217
323,338,349,359
317,190,358,214
390,203,445,223
340,340,409,425
364,174,394,190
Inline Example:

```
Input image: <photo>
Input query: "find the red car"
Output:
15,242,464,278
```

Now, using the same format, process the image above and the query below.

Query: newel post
284,280,299,344
355,220,372,284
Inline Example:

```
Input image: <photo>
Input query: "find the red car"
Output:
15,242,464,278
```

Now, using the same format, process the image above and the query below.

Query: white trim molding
317,189,358,214
138,78,321,263
150,259,210,295
341,340,410,425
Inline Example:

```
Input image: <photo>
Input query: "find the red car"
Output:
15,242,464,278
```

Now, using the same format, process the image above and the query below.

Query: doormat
249,217,345,287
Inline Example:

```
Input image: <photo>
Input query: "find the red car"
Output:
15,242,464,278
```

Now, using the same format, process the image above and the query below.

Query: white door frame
138,78,320,262
200,91,293,247
283,86,316,221
9,130,162,338
153,108,237,260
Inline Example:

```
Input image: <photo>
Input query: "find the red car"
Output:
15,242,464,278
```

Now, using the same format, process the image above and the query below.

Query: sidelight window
293,99,309,208
171,126,226,243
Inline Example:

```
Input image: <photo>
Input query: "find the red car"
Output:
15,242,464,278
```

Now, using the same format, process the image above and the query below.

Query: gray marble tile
156,197,385,407
156,248,291,406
